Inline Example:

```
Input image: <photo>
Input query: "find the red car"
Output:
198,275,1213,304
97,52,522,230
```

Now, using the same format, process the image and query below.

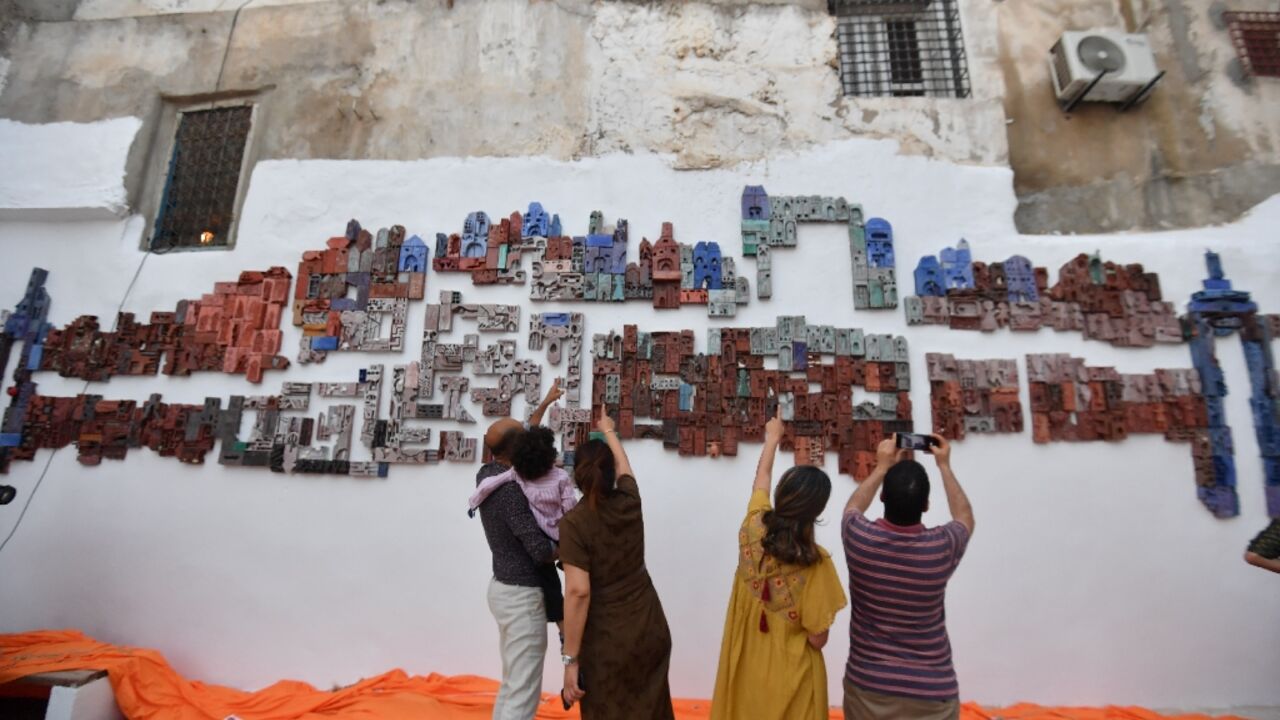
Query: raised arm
845,437,899,514
930,434,974,534
561,563,591,706
528,378,564,427
596,414,633,479
558,469,578,514
754,407,786,494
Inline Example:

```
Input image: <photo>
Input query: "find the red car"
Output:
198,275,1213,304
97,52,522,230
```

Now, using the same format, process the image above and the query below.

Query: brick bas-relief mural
905,241,1182,348
0,197,1274,535
590,318,913,481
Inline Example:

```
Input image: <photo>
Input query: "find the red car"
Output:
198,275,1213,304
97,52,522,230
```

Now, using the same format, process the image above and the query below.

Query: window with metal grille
1224,11,1280,79
151,105,253,251
831,0,971,99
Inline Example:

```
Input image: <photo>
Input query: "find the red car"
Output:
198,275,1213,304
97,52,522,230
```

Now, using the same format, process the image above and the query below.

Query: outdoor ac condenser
1049,29,1161,105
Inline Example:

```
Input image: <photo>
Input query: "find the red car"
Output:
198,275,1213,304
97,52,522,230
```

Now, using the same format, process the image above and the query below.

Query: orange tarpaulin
0,630,1244,720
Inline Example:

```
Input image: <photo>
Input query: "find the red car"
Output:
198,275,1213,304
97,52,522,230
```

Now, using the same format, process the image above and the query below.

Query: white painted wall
0,118,140,220
0,126,1277,709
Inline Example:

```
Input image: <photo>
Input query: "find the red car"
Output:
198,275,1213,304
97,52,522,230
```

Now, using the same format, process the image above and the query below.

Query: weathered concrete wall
20,0,1274,234
1,0,82,22
0,0,1008,187
69,0,835,20
73,0,330,19
586,1,1005,169
998,0,1280,234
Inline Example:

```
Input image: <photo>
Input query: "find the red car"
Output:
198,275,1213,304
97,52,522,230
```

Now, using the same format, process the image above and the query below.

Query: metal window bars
1224,11,1280,79
831,0,971,99
151,105,253,251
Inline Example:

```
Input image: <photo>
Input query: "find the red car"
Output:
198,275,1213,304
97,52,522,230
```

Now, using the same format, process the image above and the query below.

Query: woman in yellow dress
711,409,848,720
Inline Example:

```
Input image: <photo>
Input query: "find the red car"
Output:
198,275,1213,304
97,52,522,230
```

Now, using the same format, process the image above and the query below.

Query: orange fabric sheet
0,630,1243,720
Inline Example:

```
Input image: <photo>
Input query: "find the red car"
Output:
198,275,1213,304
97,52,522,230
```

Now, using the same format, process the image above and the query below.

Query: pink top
468,465,577,541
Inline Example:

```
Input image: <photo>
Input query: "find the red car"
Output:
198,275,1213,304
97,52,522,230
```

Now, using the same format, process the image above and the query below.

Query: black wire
0,247,153,555
0,448,58,554
114,250,153,318
214,0,255,93
1,3,252,548
148,0,254,256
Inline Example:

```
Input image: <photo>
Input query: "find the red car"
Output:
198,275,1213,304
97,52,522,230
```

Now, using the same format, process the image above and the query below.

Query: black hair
761,465,831,567
883,459,930,526
1248,517,1280,560
512,426,558,480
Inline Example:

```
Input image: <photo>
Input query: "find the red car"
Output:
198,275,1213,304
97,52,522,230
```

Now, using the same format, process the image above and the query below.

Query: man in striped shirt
841,434,974,720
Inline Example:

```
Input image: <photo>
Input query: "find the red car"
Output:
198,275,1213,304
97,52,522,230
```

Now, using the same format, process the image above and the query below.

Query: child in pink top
472,463,576,540
468,426,577,624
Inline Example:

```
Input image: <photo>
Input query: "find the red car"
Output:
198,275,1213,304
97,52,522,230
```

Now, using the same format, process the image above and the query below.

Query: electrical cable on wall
0,237,153,555
216,0,256,93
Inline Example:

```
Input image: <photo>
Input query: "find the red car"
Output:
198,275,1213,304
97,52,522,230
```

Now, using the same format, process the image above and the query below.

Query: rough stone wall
1,0,82,22
999,0,1280,234
586,1,1006,169
0,0,1008,181
14,0,1274,234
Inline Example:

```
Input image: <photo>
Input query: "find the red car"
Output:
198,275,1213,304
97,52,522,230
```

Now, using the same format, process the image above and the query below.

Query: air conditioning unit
1049,30,1161,106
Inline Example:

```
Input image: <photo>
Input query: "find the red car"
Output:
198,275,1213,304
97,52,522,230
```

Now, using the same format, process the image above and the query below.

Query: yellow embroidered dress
710,489,848,720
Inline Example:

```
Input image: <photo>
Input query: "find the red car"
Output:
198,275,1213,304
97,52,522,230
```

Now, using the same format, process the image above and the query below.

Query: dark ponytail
572,439,616,509
761,466,832,567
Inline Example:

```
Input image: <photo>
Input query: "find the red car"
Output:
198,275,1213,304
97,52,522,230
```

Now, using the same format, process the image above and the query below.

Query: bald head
485,418,523,463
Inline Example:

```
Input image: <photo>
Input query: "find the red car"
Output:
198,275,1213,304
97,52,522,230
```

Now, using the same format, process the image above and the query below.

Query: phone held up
895,432,939,453
563,671,586,711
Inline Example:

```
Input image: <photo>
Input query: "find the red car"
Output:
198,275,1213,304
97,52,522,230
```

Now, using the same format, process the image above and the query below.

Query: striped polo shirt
841,510,970,701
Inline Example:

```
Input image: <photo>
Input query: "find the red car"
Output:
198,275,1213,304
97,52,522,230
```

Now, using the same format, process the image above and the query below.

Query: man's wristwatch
561,654,578,666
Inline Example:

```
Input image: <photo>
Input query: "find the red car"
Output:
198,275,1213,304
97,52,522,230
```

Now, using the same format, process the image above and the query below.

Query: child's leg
550,540,564,635
538,562,565,628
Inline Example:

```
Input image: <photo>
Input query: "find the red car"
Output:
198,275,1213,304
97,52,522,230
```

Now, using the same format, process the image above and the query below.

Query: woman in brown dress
559,415,675,720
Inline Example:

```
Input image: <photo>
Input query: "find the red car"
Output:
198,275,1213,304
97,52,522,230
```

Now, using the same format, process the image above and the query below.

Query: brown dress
558,474,675,720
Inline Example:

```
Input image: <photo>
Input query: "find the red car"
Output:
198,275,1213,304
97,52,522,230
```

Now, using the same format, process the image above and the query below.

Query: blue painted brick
1198,484,1239,519
1212,454,1237,487
792,342,808,371
311,336,339,351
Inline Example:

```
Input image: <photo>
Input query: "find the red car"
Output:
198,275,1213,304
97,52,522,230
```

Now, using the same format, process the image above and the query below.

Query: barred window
151,105,253,251
831,0,971,99
1224,12,1280,79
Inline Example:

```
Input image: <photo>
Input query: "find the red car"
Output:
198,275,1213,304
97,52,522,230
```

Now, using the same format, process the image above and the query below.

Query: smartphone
562,670,586,710
895,432,938,453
